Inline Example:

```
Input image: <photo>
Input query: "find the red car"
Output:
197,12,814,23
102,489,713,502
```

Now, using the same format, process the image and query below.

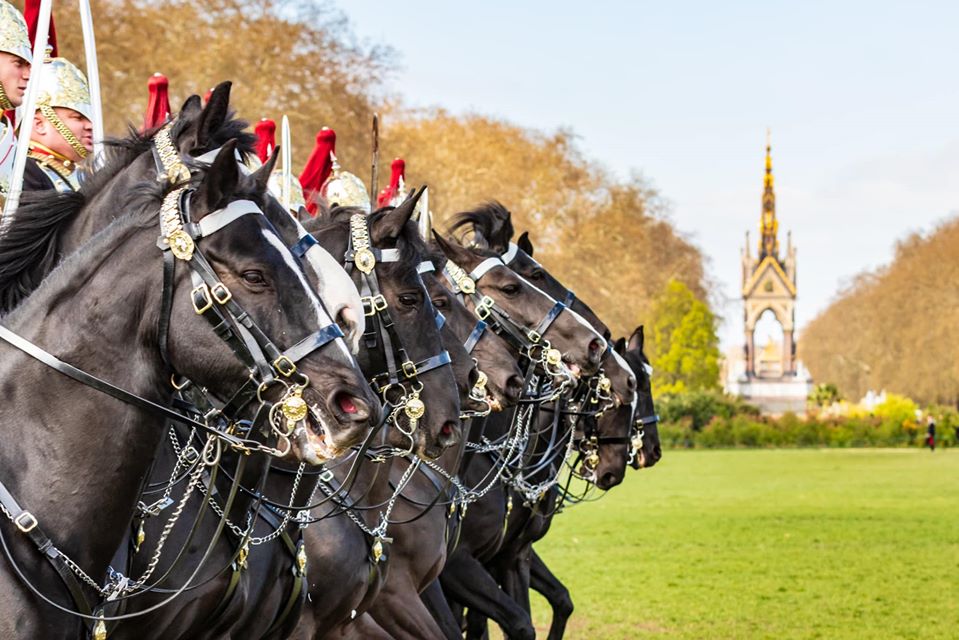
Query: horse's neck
0,225,168,577
60,153,153,257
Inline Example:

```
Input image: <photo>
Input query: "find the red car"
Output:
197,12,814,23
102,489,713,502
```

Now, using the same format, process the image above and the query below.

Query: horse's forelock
448,201,515,252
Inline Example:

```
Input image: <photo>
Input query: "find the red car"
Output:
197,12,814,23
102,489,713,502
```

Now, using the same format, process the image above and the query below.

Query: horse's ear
194,140,239,216
628,325,645,353
178,94,202,121
432,231,475,266
196,81,232,149
250,146,279,193
517,231,533,256
372,187,424,243
614,337,626,355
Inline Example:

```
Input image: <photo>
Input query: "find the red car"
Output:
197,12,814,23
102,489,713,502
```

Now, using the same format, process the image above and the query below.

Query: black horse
0,143,372,638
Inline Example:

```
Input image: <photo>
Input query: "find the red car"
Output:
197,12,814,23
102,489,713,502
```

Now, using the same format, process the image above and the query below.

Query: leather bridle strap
0,323,262,451
0,480,94,618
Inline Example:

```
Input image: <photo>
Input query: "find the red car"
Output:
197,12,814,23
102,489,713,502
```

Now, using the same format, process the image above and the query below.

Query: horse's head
422,251,524,412
433,233,606,378
450,203,611,339
618,326,661,470
306,194,461,460
580,346,638,490
258,194,365,355
165,144,379,464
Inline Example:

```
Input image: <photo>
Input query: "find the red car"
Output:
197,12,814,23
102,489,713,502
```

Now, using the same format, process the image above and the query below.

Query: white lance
2,0,52,221
78,0,104,164
417,186,432,240
280,115,292,212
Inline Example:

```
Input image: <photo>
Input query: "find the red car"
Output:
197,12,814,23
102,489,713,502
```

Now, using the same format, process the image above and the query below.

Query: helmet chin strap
38,103,88,159
0,82,14,112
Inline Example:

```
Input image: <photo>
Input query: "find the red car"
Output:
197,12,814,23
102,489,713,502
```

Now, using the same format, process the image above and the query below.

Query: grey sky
341,0,959,349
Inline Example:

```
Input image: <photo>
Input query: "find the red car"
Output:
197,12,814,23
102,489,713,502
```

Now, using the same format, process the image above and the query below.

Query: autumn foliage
36,0,712,347
801,218,959,405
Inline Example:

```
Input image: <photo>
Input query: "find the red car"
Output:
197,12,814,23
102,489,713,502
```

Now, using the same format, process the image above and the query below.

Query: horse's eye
500,283,521,296
399,294,419,307
241,270,266,286
433,297,449,309
529,270,545,281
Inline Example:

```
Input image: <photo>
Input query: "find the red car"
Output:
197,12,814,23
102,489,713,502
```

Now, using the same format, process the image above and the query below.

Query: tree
809,382,842,407
648,279,720,395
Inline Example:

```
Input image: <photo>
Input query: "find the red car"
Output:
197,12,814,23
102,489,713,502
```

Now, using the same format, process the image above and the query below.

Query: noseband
344,212,451,452
442,254,567,376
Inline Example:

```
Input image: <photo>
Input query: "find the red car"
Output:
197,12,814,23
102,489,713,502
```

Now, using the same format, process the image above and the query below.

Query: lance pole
281,115,292,211
3,0,52,221
369,113,379,207
78,0,104,165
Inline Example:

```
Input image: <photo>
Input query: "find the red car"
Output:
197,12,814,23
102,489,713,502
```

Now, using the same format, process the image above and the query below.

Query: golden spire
759,128,778,258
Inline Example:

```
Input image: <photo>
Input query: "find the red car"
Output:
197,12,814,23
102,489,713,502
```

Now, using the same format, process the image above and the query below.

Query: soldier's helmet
0,1,32,64
36,55,93,121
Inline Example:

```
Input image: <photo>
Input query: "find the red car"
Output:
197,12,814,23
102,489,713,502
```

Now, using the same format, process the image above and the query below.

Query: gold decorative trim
159,187,194,260
154,123,191,184
38,103,87,159
444,261,476,295
349,213,376,274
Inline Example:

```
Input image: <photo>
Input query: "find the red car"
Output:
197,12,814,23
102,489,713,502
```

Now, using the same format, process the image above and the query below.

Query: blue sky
341,1,959,350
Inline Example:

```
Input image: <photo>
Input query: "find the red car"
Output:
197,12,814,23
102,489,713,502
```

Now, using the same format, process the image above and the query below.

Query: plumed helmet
376,157,406,208
254,118,276,164
143,73,170,130
323,152,370,212
36,55,93,121
300,127,337,216
0,1,32,64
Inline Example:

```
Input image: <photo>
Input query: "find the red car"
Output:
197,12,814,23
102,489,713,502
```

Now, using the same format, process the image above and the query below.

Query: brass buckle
401,360,418,379
191,284,213,314
14,512,37,533
211,282,232,305
476,295,495,320
362,294,388,316
273,355,297,377
527,330,541,344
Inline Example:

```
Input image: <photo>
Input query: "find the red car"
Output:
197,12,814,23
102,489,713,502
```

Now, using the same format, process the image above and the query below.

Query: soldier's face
0,53,30,107
31,107,92,163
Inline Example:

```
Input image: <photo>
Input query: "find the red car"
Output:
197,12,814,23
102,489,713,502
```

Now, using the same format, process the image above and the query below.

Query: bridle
343,208,452,455
441,253,569,381
0,126,347,630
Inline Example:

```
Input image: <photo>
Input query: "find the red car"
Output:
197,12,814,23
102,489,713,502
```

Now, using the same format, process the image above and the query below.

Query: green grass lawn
530,449,959,639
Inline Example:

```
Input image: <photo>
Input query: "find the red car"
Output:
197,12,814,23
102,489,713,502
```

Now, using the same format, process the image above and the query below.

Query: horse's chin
289,409,339,465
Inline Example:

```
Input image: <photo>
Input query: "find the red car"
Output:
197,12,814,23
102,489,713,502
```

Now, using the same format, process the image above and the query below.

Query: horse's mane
318,204,427,266
0,110,255,313
448,201,514,253
4,165,265,324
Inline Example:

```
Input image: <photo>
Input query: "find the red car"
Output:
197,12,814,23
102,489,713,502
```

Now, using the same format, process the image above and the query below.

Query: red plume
254,118,276,164
143,73,170,131
25,0,57,57
299,128,336,216
203,87,213,104
377,157,406,207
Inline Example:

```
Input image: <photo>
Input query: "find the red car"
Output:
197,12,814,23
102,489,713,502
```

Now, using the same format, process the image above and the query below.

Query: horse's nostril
336,393,357,414
588,338,604,361
440,421,460,446
333,391,373,424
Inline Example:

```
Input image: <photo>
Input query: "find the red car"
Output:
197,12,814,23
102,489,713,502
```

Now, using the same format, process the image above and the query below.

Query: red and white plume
377,157,406,208
299,127,336,216
254,118,276,164
25,0,58,56
144,73,170,131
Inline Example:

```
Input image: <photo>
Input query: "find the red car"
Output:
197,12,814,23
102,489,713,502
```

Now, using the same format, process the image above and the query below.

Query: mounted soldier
0,0,33,197
23,51,93,192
